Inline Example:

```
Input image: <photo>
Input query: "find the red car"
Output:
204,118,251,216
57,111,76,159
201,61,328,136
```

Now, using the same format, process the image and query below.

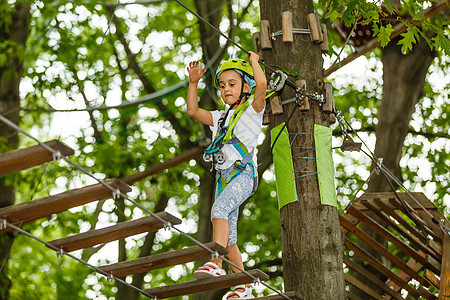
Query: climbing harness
204,99,259,196
204,59,260,195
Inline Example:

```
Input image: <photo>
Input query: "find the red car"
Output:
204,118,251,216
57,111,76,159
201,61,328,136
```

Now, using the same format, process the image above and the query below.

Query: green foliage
1,0,448,299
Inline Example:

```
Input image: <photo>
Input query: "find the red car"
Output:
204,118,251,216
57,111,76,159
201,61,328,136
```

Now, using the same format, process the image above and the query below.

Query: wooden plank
340,215,431,287
428,240,443,258
340,211,360,236
347,206,427,265
0,179,131,233
254,291,303,299
0,140,74,176
362,199,441,262
427,254,442,275
356,192,436,211
344,273,383,300
389,198,443,243
344,257,404,300
385,254,425,298
344,238,422,298
144,269,269,299
373,197,428,244
346,290,364,300
439,234,450,300
48,212,181,252
424,269,440,289
100,242,228,277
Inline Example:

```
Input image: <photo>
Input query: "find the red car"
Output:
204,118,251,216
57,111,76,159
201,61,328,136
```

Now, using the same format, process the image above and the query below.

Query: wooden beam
48,212,181,252
355,192,436,211
373,197,428,244
385,255,424,298
99,242,228,277
0,179,131,233
254,291,303,299
344,257,404,300
362,199,441,262
340,215,431,287
346,290,364,300
389,197,444,242
347,205,427,265
344,273,383,300
144,269,269,299
424,269,440,289
344,238,422,298
0,140,74,176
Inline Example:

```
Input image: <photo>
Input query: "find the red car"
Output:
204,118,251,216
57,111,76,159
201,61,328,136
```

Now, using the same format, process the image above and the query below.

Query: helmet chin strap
234,75,247,107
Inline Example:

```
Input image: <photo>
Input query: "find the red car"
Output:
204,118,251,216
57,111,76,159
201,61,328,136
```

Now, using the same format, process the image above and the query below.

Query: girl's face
218,70,249,107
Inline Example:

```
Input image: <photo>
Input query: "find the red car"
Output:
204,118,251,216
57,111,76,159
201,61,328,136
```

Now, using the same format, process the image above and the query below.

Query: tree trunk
0,3,30,299
259,1,345,299
352,34,437,298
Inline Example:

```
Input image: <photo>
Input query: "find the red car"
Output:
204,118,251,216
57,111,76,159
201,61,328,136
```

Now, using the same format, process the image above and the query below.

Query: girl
187,51,266,299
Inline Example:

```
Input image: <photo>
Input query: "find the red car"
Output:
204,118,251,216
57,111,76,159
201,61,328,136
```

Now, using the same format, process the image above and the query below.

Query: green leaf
432,31,450,56
377,23,394,47
397,27,419,53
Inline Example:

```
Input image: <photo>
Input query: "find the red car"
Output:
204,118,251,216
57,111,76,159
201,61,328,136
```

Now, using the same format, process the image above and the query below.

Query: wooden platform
0,140,74,176
48,212,181,252
342,192,448,300
100,242,228,277
254,291,303,299
0,179,131,233
145,269,269,299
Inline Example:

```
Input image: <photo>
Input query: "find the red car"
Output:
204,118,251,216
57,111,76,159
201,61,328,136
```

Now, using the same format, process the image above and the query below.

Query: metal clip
163,222,172,231
211,251,219,261
57,248,64,258
215,150,226,164
0,219,7,230
52,151,62,161
268,70,287,92
375,158,383,175
112,189,121,200
253,277,261,286
340,136,362,152
203,153,213,163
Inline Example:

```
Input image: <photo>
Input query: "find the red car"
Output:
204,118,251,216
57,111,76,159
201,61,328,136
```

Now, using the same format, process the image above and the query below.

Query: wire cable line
0,113,294,300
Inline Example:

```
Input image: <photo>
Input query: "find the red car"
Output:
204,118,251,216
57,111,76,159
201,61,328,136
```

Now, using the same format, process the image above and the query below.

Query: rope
0,113,293,300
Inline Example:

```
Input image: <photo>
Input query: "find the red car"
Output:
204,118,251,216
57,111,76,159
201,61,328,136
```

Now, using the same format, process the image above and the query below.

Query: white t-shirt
209,98,264,170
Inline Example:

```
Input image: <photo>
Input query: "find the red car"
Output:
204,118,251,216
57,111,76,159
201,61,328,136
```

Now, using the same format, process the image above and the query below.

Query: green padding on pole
271,124,298,209
314,124,338,207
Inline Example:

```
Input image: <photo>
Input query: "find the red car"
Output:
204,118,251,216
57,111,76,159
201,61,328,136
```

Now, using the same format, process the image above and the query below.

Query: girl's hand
187,61,206,83
247,51,260,65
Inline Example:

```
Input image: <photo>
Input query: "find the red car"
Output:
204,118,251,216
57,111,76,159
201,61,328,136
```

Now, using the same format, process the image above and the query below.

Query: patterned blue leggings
211,164,254,246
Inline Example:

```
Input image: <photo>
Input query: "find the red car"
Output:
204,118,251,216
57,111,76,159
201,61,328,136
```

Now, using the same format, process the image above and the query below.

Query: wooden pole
259,1,345,299
438,234,450,300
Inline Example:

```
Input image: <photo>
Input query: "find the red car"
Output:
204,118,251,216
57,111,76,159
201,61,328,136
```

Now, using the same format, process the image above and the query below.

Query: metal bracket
375,158,383,175
272,28,311,39
52,150,62,161
340,135,362,152
211,251,219,261
112,189,121,200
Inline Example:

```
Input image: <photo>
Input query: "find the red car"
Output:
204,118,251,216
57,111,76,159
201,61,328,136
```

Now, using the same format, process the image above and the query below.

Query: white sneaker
222,284,254,299
194,262,227,279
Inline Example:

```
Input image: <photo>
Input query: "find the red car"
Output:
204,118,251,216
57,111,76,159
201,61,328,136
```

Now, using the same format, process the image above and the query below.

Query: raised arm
247,51,267,113
186,61,213,126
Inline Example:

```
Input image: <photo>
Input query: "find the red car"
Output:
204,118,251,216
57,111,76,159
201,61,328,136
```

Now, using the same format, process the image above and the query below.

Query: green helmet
214,59,255,90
